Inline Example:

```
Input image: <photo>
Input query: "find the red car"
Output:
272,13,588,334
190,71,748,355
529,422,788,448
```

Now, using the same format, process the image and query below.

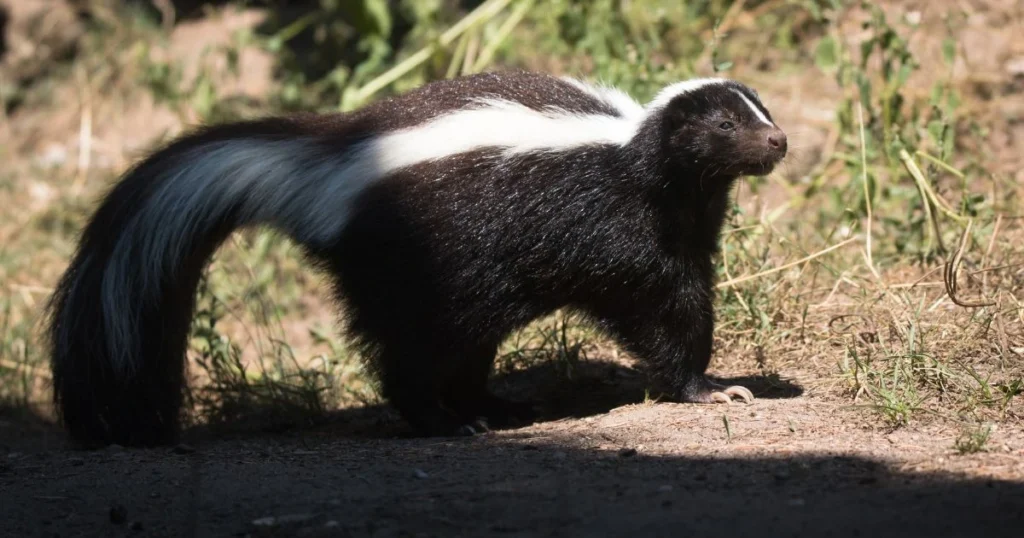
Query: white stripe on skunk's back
368,97,639,167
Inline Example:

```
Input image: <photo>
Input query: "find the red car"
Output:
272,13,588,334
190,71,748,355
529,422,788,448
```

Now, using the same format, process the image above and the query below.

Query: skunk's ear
662,94,705,133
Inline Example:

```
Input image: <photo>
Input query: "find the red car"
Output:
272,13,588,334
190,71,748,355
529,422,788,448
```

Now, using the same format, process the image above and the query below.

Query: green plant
953,423,992,455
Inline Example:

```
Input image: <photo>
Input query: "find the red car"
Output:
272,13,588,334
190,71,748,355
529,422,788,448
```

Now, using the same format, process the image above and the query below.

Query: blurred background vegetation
1,0,1021,448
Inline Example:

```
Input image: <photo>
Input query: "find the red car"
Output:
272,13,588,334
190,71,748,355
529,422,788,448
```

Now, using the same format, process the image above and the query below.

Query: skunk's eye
718,121,735,131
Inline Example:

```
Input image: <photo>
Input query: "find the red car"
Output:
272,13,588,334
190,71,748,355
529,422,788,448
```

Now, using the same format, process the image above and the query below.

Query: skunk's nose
767,130,787,153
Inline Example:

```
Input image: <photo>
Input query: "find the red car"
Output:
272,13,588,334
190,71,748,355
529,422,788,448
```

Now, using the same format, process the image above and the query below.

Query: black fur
46,70,787,446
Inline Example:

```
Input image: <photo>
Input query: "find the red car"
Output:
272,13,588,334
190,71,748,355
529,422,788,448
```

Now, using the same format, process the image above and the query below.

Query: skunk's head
652,79,787,178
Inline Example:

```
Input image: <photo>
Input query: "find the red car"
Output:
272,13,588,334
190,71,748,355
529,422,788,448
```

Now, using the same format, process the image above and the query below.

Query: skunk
46,70,787,447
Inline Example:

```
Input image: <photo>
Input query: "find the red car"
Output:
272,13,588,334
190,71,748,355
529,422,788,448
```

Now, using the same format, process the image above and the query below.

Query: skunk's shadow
0,359,804,448
186,359,804,442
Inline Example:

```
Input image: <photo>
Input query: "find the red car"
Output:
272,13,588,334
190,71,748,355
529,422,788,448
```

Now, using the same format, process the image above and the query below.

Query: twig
695,0,749,70
0,359,51,380
461,31,480,76
720,235,754,316
445,33,470,79
717,238,857,289
471,0,534,73
943,219,996,308
153,0,176,31
915,150,966,179
900,149,965,223
980,214,1002,295
857,102,875,275
972,262,1024,276
71,66,93,197
349,0,515,106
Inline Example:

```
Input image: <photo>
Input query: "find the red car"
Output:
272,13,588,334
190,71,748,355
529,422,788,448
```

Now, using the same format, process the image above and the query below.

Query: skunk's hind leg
441,343,537,430
375,343,487,437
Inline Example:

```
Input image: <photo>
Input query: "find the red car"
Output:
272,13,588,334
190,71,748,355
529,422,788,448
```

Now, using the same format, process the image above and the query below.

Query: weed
953,423,993,455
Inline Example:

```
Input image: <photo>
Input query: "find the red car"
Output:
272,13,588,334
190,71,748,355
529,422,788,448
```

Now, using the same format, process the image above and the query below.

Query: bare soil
3,379,1024,538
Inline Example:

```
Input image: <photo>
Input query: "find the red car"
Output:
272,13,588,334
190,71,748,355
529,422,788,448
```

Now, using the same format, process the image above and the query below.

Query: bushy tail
47,118,350,447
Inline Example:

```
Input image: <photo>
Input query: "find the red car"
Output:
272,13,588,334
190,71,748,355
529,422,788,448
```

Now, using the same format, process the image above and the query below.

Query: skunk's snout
767,127,787,156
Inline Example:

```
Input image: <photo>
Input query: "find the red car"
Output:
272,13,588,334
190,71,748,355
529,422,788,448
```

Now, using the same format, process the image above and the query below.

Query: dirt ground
3,364,1024,538
3,400,1024,538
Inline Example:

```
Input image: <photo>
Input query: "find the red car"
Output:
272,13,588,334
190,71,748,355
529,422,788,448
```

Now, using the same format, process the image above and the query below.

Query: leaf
927,119,945,148
363,0,393,36
714,61,733,72
941,38,957,66
856,73,873,115
859,37,875,68
894,62,915,88
339,0,393,37
805,0,822,21
815,35,839,70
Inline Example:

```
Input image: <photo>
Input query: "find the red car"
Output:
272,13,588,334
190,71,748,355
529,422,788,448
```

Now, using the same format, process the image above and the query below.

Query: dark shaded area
492,360,803,422
177,359,804,443
109,0,243,23
2,415,1022,538
0,403,53,442
112,0,487,85
0,4,8,58
4,354,798,446
1,362,1018,538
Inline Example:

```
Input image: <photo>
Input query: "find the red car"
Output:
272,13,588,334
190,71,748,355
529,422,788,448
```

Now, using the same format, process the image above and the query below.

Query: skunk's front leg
599,280,754,406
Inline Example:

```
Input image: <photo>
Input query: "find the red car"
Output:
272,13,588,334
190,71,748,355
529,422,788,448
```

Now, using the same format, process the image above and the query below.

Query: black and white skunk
46,70,787,447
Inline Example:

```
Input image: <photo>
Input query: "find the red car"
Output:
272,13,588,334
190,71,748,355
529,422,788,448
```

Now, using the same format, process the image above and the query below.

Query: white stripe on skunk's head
648,78,787,178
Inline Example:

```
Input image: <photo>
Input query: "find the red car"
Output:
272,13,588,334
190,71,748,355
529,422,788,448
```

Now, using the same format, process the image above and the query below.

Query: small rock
1006,57,1024,76
618,448,637,458
657,485,673,493
68,458,85,467
413,469,429,479
250,513,317,530
36,145,68,168
109,504,128,524
275,514,315,525
788,498,806,507
325,520,340,528
171,444,196,455
521,444,538,451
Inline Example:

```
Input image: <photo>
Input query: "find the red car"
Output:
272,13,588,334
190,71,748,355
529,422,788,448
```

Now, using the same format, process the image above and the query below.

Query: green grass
1,0,1021,436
